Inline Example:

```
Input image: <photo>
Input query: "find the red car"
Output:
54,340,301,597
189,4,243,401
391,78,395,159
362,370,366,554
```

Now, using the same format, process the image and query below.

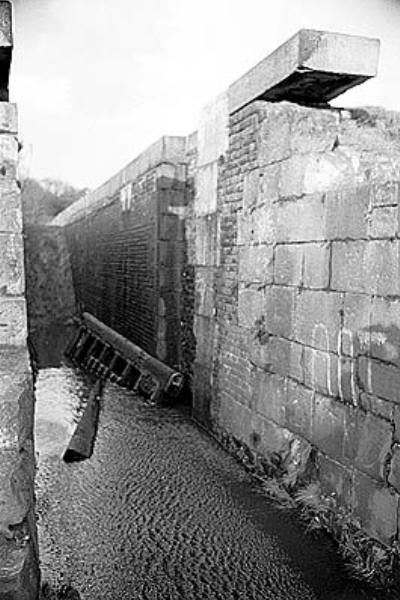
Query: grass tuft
215,428,400,595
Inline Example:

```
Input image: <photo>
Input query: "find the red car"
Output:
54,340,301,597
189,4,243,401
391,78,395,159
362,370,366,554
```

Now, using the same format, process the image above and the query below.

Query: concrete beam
228,29,380,113
0,2,12,101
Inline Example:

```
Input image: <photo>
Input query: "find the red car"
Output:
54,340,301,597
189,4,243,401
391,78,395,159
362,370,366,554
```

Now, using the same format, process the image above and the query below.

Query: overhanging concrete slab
228,29,380,114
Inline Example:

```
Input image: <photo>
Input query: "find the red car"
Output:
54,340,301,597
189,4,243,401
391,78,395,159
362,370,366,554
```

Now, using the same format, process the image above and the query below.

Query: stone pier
0,3,39,598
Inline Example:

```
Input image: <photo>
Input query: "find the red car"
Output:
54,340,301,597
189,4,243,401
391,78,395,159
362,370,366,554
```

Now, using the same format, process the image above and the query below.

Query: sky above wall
11,0,400,189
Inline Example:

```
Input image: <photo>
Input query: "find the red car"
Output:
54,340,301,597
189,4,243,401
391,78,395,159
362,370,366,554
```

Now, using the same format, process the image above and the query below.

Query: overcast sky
10,0,400,189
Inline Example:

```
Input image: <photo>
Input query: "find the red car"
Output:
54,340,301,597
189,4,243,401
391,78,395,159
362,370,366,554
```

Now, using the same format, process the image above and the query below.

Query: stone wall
23,225,75,332
0,102,39,599
52,28,400,551
192,100,400,549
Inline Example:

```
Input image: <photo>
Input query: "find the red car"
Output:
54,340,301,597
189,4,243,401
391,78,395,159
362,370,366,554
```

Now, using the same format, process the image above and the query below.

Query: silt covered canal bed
33,339,381,600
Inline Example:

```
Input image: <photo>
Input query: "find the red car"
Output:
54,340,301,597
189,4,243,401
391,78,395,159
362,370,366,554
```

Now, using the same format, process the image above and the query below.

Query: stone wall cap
228,29,380,114
51,135,187,227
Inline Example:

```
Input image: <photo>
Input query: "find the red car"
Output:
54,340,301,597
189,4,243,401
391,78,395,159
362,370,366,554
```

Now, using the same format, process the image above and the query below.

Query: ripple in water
35,368,375,600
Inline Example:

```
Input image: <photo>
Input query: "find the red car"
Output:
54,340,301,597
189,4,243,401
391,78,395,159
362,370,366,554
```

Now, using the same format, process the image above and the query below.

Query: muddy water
34,346,376,599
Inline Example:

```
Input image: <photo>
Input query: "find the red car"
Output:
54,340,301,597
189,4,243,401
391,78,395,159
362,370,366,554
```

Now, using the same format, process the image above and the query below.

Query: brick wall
191,100,400,548
0,102,39,598
60,140,191,370
66,170,159,355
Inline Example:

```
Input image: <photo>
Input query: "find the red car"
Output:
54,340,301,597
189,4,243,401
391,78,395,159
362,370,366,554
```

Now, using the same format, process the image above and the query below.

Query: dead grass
294,482,400,591
216,429,400,593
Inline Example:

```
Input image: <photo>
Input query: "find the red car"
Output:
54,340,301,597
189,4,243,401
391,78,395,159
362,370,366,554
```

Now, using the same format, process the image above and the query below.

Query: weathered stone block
279,155,308,198
0,233,24,295
243,168,262,212
325,186,369,240
193,363,213,426
260,163,281,203
264,286,295,339
0,181,21,232
303,346,339,398
0,103,17,134
353,472,398,546
194,314,215,368
251,204,276,244
279,151,357,198
193,215,218,266
369,297,400,366
318,453,353,508
252,414,295,459
0,297,27,345
219,397,253,444
159,241,185,270
0,133,18,180
238,287,264,329
274,194,326,243
302,242,330,289
249,334,303,381
394,405,400,443
158,265,182,292
274,244,303,287
342,293,372,356
388,444,400,492
0,370,32,451
195,268,215,318
274,242,330,288
358,356,400,404
294,290,342,351
343,410,392,481
251,369,287,425
357,150,400,189
359,393,393,422
286,380,313,439
195,162,218,216
238,244,273,284
159,214,185,241
228,30,379,113
258,106,291,165
197,91,228,167
331,240,400,295
290,106,339,155
337,355,359,405
369,206,397,239
0,448,31,534
373,181,400,206
237,210,252,245
312,395,346,460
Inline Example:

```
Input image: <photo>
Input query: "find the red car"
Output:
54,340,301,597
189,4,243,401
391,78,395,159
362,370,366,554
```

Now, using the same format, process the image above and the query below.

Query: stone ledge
229,29,380,113
52,136,187,227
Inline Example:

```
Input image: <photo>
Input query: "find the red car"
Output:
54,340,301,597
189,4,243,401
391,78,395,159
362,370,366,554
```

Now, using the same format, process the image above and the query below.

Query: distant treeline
21,178,89,225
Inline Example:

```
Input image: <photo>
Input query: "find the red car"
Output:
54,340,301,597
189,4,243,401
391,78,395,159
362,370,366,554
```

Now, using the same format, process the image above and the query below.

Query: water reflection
35,366,90,458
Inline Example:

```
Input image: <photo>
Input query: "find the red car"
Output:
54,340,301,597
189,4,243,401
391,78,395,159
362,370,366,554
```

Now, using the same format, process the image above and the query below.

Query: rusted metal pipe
82,312,184,402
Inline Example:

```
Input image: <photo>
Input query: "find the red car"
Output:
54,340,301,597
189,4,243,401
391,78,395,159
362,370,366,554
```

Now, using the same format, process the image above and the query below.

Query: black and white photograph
1,1,400,598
